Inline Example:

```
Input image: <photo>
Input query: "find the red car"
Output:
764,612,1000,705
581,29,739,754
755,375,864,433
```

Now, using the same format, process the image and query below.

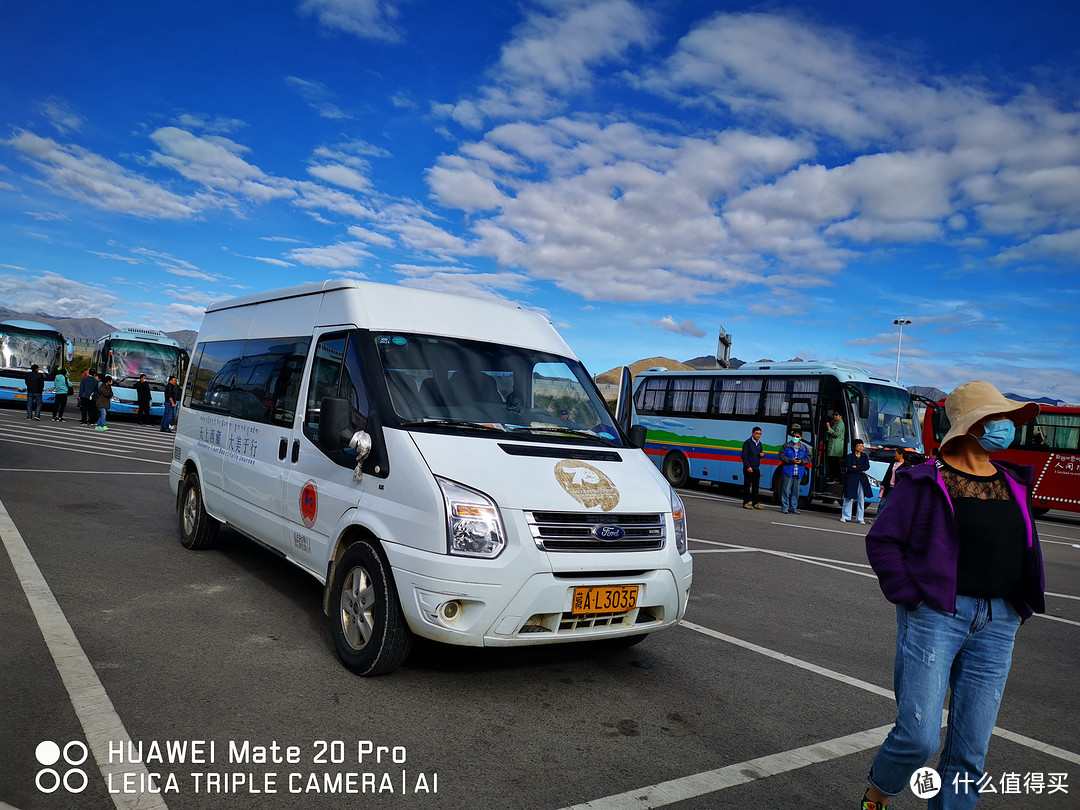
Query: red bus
923,400,1080,516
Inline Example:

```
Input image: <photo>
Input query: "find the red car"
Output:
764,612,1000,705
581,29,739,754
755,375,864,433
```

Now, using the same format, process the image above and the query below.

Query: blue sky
2,0,1079,402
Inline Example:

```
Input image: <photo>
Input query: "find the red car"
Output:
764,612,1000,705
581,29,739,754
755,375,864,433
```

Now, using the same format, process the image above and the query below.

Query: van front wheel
178,472,219,550
329,541,412,676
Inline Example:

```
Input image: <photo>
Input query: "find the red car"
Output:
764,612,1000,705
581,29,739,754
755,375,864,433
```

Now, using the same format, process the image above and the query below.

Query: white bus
171,280,692,675
92,328,189,416
630,362,922,507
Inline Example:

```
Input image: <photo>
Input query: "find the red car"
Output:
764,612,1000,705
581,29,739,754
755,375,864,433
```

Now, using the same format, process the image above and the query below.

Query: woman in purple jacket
860,381,1045,810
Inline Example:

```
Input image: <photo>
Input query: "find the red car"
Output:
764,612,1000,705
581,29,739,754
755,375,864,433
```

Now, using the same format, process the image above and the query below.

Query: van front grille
525,511,665,552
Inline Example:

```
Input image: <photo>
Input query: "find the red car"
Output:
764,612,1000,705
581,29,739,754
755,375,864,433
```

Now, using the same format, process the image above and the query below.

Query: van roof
202,280,573,357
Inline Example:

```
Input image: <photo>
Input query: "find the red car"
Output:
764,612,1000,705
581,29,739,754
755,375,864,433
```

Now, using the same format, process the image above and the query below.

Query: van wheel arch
325,533,412,676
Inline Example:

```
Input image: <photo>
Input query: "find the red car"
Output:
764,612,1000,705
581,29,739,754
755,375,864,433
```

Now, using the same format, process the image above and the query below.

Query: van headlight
670,487,688,555
438,477,506,559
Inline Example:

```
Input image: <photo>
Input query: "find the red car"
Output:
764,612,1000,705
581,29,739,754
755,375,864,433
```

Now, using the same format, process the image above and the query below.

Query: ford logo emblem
592,524,625,541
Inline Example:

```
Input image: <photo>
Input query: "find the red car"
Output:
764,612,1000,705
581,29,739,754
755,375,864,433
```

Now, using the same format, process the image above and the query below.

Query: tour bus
923,399,1080,517
0,319,74,404
631,362,922,507
92,328,189,416
170,280,692,675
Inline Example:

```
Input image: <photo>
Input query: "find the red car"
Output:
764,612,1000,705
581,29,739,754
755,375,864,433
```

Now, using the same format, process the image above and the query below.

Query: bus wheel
329,540,412,676
662,452,691,488
178,472,219,550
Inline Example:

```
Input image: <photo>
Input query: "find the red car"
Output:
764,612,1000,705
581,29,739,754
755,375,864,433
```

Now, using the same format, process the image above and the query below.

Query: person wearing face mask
859,381,1045,810
778,425,810,515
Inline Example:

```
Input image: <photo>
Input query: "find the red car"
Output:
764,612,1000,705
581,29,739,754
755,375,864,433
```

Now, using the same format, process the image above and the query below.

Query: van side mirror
628,424,647,449
319,396,355,452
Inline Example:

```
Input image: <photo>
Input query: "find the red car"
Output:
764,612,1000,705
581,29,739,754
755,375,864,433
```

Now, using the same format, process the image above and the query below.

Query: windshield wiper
398,419,507,434
510,425,615,444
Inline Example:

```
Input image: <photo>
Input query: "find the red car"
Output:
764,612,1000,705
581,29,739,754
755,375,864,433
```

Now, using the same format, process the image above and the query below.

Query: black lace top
940,460,1025,599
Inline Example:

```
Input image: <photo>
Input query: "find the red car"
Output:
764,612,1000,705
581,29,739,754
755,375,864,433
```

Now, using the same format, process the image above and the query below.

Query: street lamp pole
893,318,912,381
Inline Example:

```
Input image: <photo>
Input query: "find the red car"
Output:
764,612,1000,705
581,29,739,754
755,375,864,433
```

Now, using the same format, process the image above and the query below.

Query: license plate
571,585,639,615
14,394,26,400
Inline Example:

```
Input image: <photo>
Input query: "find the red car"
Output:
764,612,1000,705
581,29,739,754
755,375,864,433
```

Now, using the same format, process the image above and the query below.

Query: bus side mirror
319,396,355,452
628,424,647,449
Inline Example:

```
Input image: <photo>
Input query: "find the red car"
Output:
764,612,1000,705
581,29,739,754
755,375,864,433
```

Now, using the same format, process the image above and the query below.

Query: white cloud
438,0,655,128
298,0,406,42
287,241,373,269
651,316,706,338
7,131,202,219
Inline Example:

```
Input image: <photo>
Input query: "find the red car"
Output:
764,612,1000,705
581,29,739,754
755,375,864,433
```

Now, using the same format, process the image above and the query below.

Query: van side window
187,340,245,414
185,338,310,426
303,332,373,467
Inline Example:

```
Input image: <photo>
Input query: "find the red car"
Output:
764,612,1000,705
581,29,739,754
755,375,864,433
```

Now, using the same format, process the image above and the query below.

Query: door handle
278,438,288,460
291,439,300,463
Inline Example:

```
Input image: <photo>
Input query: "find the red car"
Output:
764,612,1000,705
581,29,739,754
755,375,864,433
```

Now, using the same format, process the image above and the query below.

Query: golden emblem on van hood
554,460,620,512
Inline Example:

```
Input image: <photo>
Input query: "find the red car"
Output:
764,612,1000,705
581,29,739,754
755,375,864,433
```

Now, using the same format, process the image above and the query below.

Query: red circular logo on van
299,480,318,528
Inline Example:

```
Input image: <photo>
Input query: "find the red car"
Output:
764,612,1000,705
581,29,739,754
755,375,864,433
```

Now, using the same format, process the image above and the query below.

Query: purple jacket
865,459,1045,621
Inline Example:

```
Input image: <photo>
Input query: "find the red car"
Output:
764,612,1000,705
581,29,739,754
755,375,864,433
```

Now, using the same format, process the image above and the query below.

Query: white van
170,280,692,675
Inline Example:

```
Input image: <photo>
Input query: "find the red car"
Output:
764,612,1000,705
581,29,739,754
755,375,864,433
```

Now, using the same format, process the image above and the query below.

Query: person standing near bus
841,439,871,523
860,380,1045,810
162,374,179,433
25,363,46,420
741,426,765,509
826,410,845,482
135,373,152,426
51,367,71,421
79,369,98,425
94,375,114,431
779,425,810,515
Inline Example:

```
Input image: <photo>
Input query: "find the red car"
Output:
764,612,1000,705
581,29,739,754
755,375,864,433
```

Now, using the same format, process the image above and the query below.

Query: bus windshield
0,331,62,373
850,382,921,449
105,339,184,385
372,332,621,446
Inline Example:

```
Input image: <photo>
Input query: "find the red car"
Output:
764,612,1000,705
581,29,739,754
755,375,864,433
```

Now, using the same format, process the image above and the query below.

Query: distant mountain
0,305,197,350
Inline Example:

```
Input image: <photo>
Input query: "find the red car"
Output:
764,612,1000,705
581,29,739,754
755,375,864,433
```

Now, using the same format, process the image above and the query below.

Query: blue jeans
780,473,801,512
161,402,175,431
842,491,865,521
869,597,1020,809
96,407,108,427
27,393,43,419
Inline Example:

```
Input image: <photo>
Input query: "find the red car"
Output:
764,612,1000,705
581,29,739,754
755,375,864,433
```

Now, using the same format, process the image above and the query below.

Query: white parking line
0,499,170,810
558,723,894,810
560,620,1080,809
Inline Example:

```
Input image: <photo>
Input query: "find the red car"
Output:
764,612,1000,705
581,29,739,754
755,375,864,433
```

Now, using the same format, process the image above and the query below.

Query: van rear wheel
329,540,412,676
178,472,219,550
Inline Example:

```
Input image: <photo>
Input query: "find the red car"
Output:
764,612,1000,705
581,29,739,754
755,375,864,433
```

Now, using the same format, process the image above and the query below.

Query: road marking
557,723,894,810
0,499,170,810
0,469,169,475
0,437,171,465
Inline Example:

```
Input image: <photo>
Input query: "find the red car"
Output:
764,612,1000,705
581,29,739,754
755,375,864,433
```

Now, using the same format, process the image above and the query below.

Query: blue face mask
788,435,799,444
977,418,1015,452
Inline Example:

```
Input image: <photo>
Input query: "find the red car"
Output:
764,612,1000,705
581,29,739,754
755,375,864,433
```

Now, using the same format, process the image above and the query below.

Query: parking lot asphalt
1,405,1077,810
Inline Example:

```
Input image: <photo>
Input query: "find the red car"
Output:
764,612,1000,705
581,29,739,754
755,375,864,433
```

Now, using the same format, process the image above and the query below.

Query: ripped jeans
868,597,1020,809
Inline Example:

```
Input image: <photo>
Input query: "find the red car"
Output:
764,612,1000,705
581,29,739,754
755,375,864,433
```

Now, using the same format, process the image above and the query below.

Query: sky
2,0,1079,403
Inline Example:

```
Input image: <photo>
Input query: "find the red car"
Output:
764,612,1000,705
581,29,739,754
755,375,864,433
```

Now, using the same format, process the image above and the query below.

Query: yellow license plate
571,585,639,615
14,394,26,400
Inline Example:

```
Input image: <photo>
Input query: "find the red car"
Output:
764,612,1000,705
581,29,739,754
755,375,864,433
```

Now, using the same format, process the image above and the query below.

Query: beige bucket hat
940,380,1040,451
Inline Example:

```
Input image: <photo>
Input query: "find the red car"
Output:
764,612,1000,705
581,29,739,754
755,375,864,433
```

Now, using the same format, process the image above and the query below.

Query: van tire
178,472,219,550
662,452,691,488
329,540,412,676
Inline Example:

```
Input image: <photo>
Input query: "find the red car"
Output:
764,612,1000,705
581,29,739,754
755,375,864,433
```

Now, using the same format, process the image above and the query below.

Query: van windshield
371,332,623,446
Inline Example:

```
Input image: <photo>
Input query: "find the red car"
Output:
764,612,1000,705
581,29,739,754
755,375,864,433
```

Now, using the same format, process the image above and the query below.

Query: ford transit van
170,280,692,675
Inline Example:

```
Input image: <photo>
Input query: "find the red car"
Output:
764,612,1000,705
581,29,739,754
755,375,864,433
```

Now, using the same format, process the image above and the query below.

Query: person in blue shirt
779,425,811,514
